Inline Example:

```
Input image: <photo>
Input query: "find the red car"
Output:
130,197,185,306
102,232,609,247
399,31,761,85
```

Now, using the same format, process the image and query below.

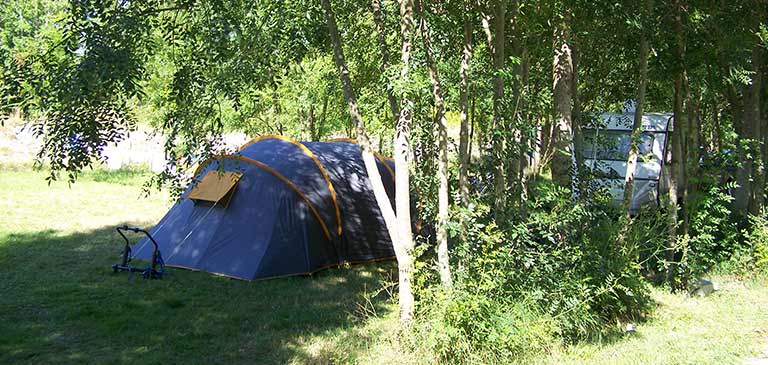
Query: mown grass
537,276,768,364
1,167,767,364
0,169,405,364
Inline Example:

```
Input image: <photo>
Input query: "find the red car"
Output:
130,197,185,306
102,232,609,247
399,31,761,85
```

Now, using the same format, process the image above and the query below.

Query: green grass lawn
1,168,767,364
541,277,768,364
0,169,404,364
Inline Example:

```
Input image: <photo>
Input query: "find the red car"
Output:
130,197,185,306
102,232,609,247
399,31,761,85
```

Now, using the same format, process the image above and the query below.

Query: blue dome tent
132,136,397,280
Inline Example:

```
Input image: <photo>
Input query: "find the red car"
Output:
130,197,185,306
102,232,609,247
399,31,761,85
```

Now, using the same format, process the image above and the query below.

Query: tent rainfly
132,136,397,280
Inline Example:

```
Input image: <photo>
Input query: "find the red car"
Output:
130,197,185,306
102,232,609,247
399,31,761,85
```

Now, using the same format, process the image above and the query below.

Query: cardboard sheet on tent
188,171,243,207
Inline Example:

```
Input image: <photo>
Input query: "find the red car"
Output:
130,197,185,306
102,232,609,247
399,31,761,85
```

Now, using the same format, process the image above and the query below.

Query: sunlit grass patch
0,168,398,364
540,275,768,365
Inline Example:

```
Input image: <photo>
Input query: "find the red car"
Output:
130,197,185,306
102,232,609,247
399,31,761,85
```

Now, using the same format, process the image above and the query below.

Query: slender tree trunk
458,2,473,206
551,12,574,188
418,0,452,287
481,11,494,55
539,117,554,175
667,0,687,285
491,0,506,213
469,91,476,163
736,4,765,216
268,68,282,133
736,42,764,215
623,0,653,216
379,132,385,153
763,67,768,200
763,63,768,192
372,0,400,123
318,94,329,140
321,0,414,322
713,100,723,154
519,45,531,218
571,37,583,189
308,106,317,140
507,0,521,202
686,93,701,200
666,73,685,284
394,0,417,322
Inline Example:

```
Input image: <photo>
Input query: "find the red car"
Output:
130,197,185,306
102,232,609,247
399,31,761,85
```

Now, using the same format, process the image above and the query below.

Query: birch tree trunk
622,0,653,216
491,0,506,213
571,38,583,186
321,0,414,322
458,2,473,206
394,0,417,322
551,12,574,188
418,0,452,288
519,46,531,219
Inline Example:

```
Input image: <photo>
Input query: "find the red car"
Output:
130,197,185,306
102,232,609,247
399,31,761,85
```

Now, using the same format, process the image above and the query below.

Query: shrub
634,183,761,286
685,183,742,274
412,289,557,364
411,181,652,362
747,210,768,272
628,207,670,283
656,182,754,284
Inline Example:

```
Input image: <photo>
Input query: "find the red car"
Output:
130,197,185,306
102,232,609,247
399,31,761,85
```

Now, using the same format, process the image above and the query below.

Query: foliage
411,182,652,362
682,183,742,276
0,0,66,118
625,208,670,283
411,288,557,364
632,183,751,287
746,209,768,272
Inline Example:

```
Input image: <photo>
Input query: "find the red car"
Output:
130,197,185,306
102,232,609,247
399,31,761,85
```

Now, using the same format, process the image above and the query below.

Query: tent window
583,130,655,161
188,171,243,207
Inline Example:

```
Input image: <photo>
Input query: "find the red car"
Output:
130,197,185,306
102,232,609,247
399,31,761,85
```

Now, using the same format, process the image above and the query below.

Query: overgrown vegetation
409,180,654,361
747,210,768,273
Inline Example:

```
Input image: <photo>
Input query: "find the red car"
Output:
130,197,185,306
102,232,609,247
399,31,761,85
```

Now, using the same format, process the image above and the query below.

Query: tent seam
205,154,333,241
240,135,343,236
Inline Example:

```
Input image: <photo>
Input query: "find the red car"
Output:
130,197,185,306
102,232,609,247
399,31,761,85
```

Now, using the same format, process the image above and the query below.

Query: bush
685,184,742,275
412,289,557,364
634,183,764,286
410,181,652,362
656,182,754,284
747,210,768,272
628,207,670,283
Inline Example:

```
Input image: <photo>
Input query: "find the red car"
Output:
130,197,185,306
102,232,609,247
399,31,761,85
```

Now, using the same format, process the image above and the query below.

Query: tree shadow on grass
0,224,396,364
